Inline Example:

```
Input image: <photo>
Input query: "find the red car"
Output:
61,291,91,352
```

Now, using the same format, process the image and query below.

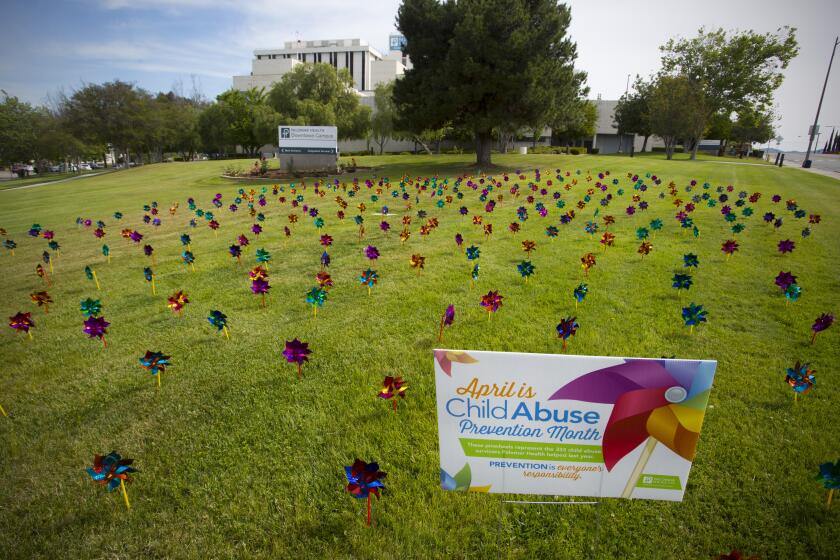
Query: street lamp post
803,36,839,168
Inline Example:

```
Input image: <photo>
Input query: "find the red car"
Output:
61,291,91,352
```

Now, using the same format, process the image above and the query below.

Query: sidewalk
0,170,114,192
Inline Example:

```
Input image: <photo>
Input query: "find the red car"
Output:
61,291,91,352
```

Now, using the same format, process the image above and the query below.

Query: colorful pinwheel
521,240,536,258
817,459,840,508
775,271,796,291
479,290,503,320
139,350,171,386
86,451,136,510
9,312,34,338
229,244,242,265
638,241,652,257
672,274,692,293
344,459,386,526
439,304,455,342
255,248,271,269
550,359,715,497
784,283,801,303
681,303,707,333
30,291,52,313
466,245,480,261
683,253,699,268
306,287,327,317
364,245,380,261
315,271,333,290
282,338,311,379
580,253,596,276
182,250,195,272
84,265,100,290
143,267,156,295
556,316,579,351
167,291,189,316
379,375,408,412
777,239,795,254
573,283,588,308
785,361,815,401
721,240,739,258
83,316,110,347
80,298,102,317
810,313,834,345
409,254,425,273
208,310,229,339
360,268,378,295
251,276,271,307
517,260,535,282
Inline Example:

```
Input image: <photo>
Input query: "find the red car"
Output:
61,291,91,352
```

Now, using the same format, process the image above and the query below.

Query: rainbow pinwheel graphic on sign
433,350,478,377
550,359,715,498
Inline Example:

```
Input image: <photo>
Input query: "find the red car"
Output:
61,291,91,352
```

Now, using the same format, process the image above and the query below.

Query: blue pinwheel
672,274,693,292
516,260,535,282
139,350,171,386
817,459,840,508
208,310,229,339
573,283,588,307
785,361,815,398
344,459,386,526
86,451,136,509
681,303,707,333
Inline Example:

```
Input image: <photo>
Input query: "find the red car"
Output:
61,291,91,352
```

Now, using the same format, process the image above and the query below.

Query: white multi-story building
233,36,409,95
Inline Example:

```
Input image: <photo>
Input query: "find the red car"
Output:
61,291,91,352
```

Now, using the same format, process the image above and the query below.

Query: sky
1,0,838,152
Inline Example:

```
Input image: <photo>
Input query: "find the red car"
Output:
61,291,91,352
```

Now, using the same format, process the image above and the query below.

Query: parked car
78,163,92,171
48,164,62,173
92,162,105,169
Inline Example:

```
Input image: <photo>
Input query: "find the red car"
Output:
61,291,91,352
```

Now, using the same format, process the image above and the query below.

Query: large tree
731,107,775,156
267,63,371,140
395,0,585,166
660,26,798,159
613,77,653,152
0,92,41,167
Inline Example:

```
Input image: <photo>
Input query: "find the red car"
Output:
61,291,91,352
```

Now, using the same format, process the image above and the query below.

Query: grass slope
0,154,838,559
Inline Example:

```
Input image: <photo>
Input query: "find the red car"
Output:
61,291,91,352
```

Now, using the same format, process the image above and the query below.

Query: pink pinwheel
550,359,715,498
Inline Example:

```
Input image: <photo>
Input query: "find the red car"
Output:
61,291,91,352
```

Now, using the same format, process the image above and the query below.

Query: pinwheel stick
27,331,33,340
151,277,156,295
810,332,817,345
120,479,131,510
438,319,445,342
621,436,658,499
223,326,230,340
828,489,835,509
157,373,161,387
93,271,101,291
0,403,7,417
367,495,372,527
296,362,302,380
49,260,54,273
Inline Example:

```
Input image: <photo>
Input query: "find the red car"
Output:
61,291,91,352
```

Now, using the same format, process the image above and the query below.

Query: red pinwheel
344,459,386,526
9,312,34,339
378,375,408,412
550,359,715,498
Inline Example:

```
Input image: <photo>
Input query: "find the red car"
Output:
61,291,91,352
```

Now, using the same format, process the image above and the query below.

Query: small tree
649,75,707,160
731,108,775,156
551,99,597,149
613,77,653,152
371,82,397,154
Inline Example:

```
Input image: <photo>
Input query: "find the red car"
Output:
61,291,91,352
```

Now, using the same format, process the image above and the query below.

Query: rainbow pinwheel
3,239,16,255
556,316,579,351
30,291,52,313
817,459,840,508
438,304,455,342
9,312,34,338
360,269,378,295
208,310,229,339
516,260,535,282
167,291,189,315
638,241,652,257
550,359,715,497
681,303,707,333
379,375,408,411
282,338,311,379
306,287,327,317
479,290,503,320
182,250,195,271
573,283,588,308
86,451,136,510
315,271,333,289
785,361,815,399
344,459,386,526
139,350,171,386
810,313,834,344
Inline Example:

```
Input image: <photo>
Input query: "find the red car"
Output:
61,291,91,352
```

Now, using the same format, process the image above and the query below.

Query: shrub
569,148,580,155
589,147,600,155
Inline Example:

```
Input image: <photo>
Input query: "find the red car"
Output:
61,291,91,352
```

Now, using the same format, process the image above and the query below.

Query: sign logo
280,127,291,139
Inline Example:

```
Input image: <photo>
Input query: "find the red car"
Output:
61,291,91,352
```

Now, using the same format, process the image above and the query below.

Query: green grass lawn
0,154,837,559
0,169,106,191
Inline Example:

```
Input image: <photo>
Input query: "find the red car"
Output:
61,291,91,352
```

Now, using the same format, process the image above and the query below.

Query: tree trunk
475,131,492,167
641,135,649,152
690,138,700,160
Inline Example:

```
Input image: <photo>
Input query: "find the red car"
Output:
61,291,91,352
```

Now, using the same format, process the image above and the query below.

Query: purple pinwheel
438,304,455,342
364,245,380,261
283,338,311,379
775,271,797,292
83,316,110,347
777,239,795,254
810,313,835,344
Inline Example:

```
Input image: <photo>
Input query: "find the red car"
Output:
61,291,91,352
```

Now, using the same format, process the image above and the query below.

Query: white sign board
277,125,337,155
434,349,716,501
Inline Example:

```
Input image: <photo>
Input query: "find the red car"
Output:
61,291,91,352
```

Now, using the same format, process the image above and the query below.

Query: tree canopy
394,0,586,166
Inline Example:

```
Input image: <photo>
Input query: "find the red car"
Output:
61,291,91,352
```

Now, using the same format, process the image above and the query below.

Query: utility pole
803,36,839,168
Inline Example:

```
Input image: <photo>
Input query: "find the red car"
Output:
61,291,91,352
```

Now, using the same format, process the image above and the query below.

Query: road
780,152,840,180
